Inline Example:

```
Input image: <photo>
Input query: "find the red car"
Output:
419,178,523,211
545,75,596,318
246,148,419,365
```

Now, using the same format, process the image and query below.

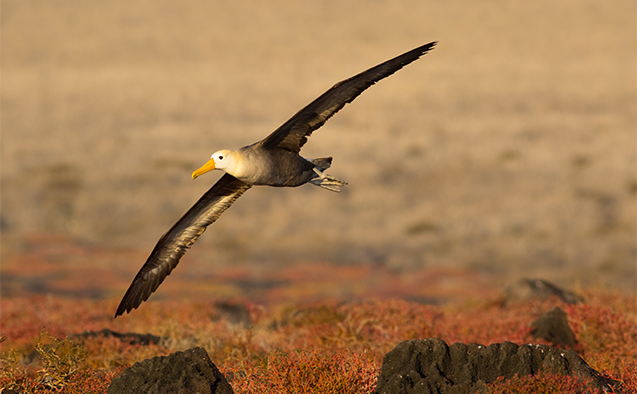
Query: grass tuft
1,331,117,394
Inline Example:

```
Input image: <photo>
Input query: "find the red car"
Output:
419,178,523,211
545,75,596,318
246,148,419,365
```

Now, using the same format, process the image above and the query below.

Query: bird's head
192,149,236,179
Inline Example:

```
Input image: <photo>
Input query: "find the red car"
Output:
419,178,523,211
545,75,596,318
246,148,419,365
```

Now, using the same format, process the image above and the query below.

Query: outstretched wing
258,41,437,153
115,173,251,317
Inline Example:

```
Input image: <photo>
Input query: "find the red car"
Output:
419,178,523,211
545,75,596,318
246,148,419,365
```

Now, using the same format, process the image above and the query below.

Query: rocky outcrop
504,278,584,305
530,306,577,348
71,328,163,346
108,347,233,394
214,302,253,327
373,338,616,394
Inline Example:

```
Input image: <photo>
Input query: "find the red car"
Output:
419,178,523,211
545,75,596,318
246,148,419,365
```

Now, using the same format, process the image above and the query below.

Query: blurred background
2,1,635,305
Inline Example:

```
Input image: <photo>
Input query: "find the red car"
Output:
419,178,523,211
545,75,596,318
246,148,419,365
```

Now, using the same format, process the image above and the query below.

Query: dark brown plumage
115,41,437,317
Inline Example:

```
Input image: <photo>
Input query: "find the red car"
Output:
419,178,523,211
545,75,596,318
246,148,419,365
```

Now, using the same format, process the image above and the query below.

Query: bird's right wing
115,173,251,317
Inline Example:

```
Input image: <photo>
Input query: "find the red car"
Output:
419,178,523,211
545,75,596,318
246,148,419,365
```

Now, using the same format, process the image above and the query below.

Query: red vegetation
1,290,635,393
487,372,598,394
225,348,379,394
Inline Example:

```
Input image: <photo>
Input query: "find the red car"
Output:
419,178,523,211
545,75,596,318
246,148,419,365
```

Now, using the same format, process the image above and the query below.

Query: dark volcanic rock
504,278,585,305
373,338,617,394
71,328,163,346
530,307,577,348
214,302,252,327
108,347,233,394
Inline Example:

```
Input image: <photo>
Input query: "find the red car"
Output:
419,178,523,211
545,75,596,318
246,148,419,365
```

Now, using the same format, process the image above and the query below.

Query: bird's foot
311,168,348,192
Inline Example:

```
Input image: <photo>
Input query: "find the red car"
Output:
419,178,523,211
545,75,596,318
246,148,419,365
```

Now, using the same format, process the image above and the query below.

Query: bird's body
115,41,437,317
213,145,333,187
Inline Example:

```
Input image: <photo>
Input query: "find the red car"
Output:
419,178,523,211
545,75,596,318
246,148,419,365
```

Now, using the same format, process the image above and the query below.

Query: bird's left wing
115,173,251,317
258,41,437,153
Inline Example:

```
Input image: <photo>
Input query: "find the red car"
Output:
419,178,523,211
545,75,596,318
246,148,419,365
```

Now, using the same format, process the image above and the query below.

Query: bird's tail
309,157,332,172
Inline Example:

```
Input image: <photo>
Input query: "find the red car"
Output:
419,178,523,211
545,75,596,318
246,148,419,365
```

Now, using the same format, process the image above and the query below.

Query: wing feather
258,41,437,153
115,173,251,317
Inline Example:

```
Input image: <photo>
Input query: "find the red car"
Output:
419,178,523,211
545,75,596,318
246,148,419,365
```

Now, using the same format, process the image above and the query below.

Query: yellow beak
192,158,216,179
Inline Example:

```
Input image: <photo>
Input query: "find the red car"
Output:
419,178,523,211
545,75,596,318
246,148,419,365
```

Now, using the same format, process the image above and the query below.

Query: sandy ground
1,1,635,297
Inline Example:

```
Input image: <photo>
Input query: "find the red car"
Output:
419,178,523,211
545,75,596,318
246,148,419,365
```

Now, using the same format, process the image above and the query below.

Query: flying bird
115,41,437,317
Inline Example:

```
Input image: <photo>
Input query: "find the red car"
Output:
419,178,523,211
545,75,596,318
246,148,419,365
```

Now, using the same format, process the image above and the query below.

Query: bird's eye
218,155,224,160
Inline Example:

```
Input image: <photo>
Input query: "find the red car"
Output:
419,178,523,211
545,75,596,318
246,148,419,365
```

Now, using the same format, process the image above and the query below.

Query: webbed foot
310,168,348,192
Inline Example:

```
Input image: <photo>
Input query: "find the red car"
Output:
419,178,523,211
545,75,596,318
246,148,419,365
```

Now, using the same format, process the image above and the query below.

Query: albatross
115,41,437,317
